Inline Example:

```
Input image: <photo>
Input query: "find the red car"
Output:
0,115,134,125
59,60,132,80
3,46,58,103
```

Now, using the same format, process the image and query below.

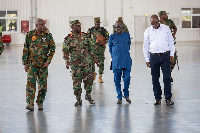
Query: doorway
134,16,150,42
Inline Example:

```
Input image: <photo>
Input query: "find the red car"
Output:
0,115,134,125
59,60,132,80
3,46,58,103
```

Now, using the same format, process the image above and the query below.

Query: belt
151,51,170,56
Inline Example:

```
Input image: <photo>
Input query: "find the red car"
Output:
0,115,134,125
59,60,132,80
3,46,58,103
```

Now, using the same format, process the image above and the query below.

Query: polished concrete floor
0,41,200,133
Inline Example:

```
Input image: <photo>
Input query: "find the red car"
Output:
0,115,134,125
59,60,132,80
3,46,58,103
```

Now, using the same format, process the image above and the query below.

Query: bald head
36,18,44,24
150,15,159,21
150,15,160,29
36,18,45,33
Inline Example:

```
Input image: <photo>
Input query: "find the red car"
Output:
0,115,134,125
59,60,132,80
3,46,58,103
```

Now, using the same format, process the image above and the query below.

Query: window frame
181,7,200,30
0,10,19,33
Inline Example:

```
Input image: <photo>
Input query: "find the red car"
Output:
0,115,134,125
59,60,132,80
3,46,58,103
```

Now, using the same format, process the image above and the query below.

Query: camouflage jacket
0,38,4,55
22,28,56,67
87,27,109,45
161,19,176,33
113,23,129,33
62,32,96,66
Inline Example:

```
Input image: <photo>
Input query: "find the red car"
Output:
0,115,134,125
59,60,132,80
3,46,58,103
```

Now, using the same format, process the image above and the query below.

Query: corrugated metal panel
0,0,199,44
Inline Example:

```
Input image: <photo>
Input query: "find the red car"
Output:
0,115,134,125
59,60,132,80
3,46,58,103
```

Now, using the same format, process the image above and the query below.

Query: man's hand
146,62,150,68
24,64,29,72
66,61,70,69
94,59,99,67
42,62,49,68
170,56,174,63
172,33,175,39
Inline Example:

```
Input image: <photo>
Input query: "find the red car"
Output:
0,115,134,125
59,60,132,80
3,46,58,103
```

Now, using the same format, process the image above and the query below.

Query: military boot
75,95,82,106
38,104,43,110
85,93,95,104
26,104,34,111
93,72,97,81
98,74,103,83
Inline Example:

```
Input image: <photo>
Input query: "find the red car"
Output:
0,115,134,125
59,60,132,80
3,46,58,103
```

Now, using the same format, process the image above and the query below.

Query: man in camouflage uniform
87,17,109,83
113,17,129,33
159,11,178,82
0,38,4,55
0,22,4,55
22,18,56,111
63,20,98,106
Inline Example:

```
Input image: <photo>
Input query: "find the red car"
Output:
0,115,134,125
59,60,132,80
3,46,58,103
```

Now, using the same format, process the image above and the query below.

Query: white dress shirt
143,24,175,62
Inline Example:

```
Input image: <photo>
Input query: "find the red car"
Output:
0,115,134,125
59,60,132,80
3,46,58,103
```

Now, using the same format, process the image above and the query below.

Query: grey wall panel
0,0,199,44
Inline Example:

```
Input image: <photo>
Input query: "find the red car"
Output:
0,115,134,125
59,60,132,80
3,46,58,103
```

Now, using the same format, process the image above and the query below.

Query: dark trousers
150,53,172,100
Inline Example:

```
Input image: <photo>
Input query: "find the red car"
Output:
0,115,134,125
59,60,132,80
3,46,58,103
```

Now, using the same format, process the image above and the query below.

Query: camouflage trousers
0,42,4,55
0,36,3,55
71,64,93,97
171,50,178,72
26,66,48,105
92,46,105,74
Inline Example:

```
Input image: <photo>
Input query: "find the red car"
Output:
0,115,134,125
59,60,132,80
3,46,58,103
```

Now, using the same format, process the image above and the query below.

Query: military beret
158,11,169,16
118,17,123,22
69,20,81,26
94,17,100,23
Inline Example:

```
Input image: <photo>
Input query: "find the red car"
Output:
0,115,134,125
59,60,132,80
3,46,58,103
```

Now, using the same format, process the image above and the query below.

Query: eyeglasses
116,26,123,28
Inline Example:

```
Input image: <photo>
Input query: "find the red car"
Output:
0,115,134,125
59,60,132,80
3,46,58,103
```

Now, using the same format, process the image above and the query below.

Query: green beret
94,17,100,23
69,20,81,26
158,11,169,16
118,17,123,22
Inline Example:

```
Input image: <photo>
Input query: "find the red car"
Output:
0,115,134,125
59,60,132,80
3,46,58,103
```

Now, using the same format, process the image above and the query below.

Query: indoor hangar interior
0,0,200,133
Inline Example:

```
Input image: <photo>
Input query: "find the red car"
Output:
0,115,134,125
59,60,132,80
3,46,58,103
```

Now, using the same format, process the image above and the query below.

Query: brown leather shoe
123,96,131,103
154,100,161,105
117,99,122,104
166,99,174,106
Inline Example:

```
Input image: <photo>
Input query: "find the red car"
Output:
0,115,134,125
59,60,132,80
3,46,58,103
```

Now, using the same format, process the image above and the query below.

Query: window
0,10,18,32
181,8,200,28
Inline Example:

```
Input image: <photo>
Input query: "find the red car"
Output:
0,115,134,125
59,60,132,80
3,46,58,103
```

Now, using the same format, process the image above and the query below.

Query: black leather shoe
154,100,161,105
171,77,173,82
117,99,122,104
166,99,174,106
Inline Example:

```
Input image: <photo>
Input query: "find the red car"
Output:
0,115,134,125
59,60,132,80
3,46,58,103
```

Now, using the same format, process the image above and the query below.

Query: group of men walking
18,11,178,111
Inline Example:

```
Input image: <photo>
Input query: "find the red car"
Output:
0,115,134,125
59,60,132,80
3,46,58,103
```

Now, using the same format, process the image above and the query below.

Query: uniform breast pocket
29,43,35,52
70,42,78,51
42,43,49,49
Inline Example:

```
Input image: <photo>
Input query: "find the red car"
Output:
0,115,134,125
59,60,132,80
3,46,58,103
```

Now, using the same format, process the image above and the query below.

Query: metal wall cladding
0,0,200,44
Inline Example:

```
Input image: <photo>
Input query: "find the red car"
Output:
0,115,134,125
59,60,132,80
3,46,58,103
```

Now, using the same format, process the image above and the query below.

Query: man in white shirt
143,15,175,106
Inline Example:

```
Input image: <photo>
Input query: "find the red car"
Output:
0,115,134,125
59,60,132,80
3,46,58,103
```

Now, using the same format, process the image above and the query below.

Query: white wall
0,0,200,44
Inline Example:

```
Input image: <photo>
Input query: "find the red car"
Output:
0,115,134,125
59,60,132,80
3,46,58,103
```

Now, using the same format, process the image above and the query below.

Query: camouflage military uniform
160,16,178,72
63,20,96,105
0,38,4,55
22,28,55,106
87,26,109,75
